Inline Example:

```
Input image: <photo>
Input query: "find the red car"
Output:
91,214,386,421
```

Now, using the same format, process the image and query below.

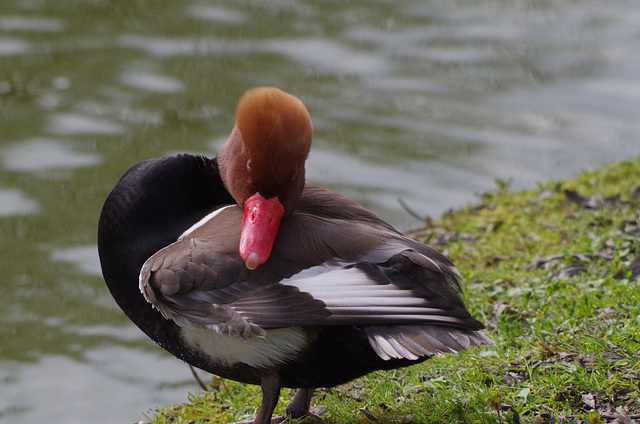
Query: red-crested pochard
98,87,494,424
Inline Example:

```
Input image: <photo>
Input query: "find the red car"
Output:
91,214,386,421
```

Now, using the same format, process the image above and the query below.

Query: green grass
148,158,640,424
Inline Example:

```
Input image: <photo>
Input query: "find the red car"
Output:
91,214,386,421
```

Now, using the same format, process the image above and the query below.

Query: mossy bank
145,158,640,424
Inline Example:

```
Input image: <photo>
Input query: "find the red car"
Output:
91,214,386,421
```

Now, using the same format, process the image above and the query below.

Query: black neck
97,154,234,346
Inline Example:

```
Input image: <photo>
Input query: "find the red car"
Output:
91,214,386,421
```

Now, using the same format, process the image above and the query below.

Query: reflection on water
0,38,28,56
51,245,102,276
0,0,638,423
120,71,185,93
0,189,38,216
48,113,125,136
2,138,100,171
3,344,192,423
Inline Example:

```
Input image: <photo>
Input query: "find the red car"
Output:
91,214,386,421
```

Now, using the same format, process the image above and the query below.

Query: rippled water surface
1,1,638,423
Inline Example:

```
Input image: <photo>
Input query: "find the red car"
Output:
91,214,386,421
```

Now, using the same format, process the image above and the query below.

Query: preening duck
98,87,494,424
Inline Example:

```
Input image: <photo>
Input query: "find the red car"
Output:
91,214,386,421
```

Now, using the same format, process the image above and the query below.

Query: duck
97,87,495,424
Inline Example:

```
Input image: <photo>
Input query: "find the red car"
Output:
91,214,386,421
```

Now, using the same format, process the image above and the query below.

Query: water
1,0,638,423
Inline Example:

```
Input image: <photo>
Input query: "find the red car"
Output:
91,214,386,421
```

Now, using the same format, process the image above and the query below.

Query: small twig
397,197,427,223
219,377,232,398
599,413,640,420
360,408,380,422
490,397,503,424
189,365,209,391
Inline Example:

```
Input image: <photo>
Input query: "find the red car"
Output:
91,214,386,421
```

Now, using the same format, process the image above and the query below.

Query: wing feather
139,187,493,356
366,325,495,360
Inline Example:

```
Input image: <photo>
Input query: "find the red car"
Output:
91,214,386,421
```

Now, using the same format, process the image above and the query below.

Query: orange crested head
235,87,312,197
217,87,313,269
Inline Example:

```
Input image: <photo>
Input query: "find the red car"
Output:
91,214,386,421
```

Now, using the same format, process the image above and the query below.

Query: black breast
98,154,235,363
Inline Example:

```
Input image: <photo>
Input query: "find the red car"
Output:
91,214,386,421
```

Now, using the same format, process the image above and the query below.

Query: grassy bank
147,159,640,424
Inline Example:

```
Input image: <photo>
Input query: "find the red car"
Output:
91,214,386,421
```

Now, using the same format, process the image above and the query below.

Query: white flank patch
178,204,236,240
181,326,310,368
280,264,423,308
280,263,373,289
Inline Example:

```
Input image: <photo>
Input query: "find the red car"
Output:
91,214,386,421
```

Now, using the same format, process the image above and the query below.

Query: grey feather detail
467,330,496,347
365,325,495,361
138,235,268,339
212,305,267,339
369,334,398,361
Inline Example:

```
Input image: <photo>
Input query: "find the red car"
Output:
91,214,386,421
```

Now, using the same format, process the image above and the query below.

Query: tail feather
366,325,495,361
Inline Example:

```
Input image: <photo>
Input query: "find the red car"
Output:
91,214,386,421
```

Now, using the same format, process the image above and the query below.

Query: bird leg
286,388,317,420
228,372,284,424
253,372,283,424
231,385,319,424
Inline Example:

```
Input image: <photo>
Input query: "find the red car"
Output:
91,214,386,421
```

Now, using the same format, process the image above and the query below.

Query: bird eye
246,160,252,171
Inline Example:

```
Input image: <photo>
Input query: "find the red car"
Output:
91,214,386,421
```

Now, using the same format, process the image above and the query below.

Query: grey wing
136,201,339,340
139,202,494,357
139,235,331,340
